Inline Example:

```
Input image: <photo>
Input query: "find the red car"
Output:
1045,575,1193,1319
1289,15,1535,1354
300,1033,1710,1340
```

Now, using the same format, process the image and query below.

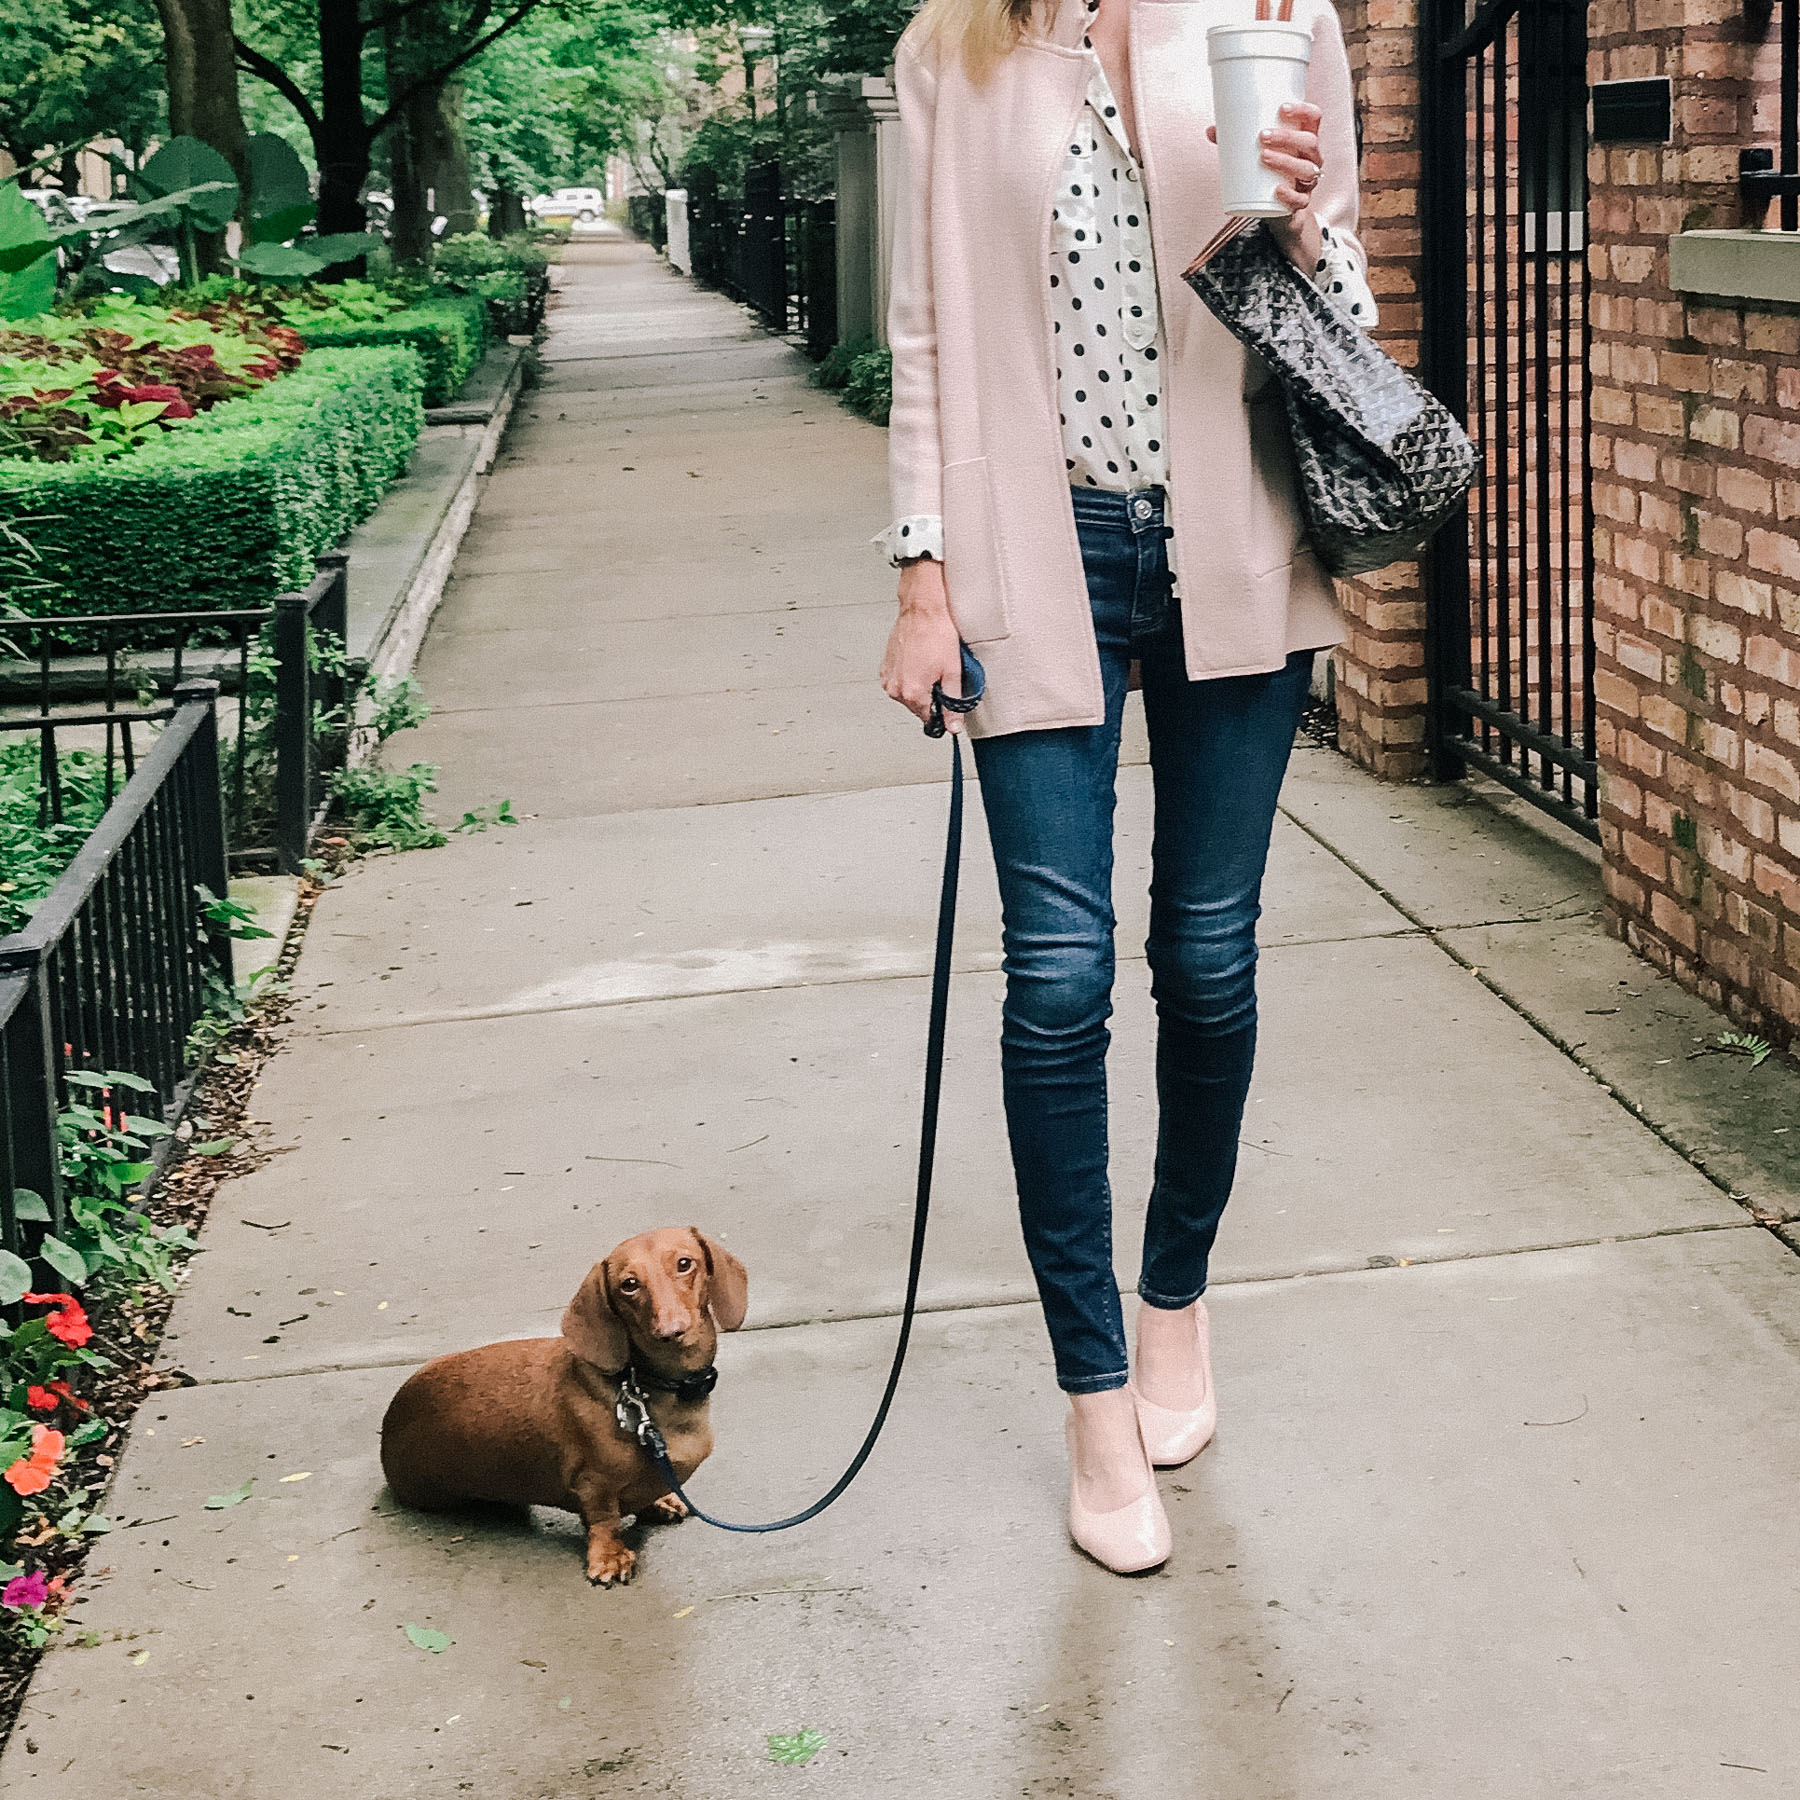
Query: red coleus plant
90,372,197,419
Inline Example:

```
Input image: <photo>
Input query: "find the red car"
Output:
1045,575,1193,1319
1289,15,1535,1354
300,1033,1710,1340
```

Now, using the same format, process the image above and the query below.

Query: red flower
26,1381,88,1416
4,1427,64,1496
21,1294,92,1348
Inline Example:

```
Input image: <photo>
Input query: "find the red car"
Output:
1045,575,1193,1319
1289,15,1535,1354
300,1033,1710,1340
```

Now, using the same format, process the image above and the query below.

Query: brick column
1333,0,1430,778
1588,0,1800,1039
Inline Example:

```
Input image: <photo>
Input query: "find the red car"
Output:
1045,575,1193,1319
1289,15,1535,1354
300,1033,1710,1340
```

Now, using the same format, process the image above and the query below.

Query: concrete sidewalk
6,241,1799,1799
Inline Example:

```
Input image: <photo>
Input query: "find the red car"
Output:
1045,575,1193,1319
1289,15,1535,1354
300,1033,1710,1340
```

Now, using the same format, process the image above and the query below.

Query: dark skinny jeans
971,485,1312,1392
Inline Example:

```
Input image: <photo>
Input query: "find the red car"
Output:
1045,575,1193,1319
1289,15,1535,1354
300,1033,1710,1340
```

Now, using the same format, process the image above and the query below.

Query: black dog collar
609,1361,718,1405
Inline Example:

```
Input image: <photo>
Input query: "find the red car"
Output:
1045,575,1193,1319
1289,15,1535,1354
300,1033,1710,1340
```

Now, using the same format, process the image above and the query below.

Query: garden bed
0,347,423,618
279,284,489,407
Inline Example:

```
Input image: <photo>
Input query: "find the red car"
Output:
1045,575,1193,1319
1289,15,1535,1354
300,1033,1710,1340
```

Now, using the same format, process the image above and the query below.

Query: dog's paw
586,1542,637,1587
648,1493,689,1524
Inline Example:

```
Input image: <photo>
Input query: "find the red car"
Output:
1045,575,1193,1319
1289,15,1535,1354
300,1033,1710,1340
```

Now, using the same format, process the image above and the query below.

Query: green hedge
292,294,488,407
0,347,423,618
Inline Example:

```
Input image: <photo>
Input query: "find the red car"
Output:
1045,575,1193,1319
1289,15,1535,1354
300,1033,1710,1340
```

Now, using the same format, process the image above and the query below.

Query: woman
877,0,1375,1572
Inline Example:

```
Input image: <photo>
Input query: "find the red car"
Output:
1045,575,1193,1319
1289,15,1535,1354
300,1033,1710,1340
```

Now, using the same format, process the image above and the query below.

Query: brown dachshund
379,1227,748,1585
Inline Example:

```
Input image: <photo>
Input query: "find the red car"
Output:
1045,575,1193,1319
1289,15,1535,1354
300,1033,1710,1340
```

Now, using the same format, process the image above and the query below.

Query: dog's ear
561,1262,629,1370
692,1230,748,1331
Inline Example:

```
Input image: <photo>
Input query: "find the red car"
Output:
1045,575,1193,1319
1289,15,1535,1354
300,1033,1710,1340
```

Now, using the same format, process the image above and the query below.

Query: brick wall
1332,0,1431,779
1587,0,1800,1039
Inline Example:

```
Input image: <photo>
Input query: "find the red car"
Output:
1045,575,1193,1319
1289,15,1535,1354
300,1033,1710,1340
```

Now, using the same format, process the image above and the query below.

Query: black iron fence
682,166,837,355
1,555,352,874
0,683,230,1244
1743,0,1799,229
625,192,668,252
1421,0,1598,841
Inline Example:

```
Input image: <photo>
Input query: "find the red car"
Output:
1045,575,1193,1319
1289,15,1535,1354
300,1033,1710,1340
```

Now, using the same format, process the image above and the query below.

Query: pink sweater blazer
887,0,1367,737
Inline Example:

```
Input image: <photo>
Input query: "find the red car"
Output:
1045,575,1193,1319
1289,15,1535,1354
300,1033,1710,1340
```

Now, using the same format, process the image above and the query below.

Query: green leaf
67,1418,107,1448
191,1140,238,1158
38,1236,88,1286
404,1623,451,1654
139,138,240,230
101,1071,157,1094
248,200,317,246
0,183,56,321
305,233,384,264
767,1729,828,1766
0,181,53,274
81,1514,112,1535
10,1190,50,1224
204,1477,254,1511
246,133,312,212
236,241,328,279
0,1251,31,1309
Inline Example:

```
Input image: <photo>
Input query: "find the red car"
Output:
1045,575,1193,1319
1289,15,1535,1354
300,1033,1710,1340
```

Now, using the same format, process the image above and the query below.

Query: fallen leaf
673,1605,695,1619
404,1623,451,1654
376,1301,389,1311
558,1697,572,1711
130,1650,149,1665
767,1729,827,1766
278,1472,312,1483
191,1139,238,1157
204,1478,254,1510
180,1438,205,1449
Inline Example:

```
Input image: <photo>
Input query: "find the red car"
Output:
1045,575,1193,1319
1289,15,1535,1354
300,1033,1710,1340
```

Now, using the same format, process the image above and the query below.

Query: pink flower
2,1572,48,1610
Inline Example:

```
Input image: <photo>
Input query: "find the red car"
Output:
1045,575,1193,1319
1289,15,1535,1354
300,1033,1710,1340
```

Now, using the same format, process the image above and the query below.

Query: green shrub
843,346,892,425
288,291,488,406
0,346,423,618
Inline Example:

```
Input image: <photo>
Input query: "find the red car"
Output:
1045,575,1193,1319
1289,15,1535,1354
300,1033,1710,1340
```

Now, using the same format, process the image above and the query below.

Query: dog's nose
652,1318,690,1341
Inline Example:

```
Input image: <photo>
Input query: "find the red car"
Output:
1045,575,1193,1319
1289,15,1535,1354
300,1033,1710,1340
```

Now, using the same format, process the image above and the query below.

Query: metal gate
1420,0,1597,839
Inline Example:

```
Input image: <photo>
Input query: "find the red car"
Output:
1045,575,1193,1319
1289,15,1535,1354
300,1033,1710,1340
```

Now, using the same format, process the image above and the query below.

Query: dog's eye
617,1277,640,1294
675,1257,693,1273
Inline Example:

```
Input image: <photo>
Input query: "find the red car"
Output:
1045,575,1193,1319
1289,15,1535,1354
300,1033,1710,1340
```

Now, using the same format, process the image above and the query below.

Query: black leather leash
614,654,984,1533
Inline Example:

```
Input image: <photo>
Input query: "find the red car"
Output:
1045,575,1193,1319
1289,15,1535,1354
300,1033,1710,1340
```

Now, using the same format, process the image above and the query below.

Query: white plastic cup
1207,22,1314,218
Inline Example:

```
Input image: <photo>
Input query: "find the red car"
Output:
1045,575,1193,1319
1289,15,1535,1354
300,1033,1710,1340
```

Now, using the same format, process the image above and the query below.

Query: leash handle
639,725,970,1533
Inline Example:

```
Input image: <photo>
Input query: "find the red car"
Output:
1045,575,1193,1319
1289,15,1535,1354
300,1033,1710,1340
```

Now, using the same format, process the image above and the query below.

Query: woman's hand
1207,100,1324,274
881,560,967,733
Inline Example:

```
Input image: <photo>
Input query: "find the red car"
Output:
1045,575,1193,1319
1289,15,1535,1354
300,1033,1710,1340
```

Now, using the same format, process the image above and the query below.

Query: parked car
78,201,181,285
20,189,81,228
532,187,605,222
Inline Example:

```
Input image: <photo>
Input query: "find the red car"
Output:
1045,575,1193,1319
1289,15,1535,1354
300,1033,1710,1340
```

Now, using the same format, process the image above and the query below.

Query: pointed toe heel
1064,1417,1172,1575
1131,1300,1217,1468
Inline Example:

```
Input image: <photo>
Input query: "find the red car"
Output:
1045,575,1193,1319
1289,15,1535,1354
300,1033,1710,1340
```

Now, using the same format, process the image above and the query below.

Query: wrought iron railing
1743,0,1799,229
1422,0,1598,840
1,555,352,874
682,165,838,354
0,684,231,1245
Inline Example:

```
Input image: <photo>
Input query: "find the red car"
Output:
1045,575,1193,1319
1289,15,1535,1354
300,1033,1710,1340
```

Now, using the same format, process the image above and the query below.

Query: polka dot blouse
877,16,1378,566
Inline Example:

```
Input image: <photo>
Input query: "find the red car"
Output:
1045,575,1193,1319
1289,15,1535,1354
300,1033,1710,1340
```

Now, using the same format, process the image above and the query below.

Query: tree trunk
427,83,478,240
489,185,528,238
315,0,371,241
155,0,250,269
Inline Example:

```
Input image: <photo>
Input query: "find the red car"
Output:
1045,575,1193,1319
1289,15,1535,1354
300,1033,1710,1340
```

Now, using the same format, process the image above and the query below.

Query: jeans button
1132,497,1153,521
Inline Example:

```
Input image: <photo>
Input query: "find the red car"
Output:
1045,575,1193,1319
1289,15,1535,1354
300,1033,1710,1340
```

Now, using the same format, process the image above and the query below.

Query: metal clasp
614,1374,654,1445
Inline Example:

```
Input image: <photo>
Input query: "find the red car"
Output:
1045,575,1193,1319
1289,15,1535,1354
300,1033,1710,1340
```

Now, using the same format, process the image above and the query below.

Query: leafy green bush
0,346,423,618
277,282,488,406
0,741,113,934
814,338,891,424
432,233,550,337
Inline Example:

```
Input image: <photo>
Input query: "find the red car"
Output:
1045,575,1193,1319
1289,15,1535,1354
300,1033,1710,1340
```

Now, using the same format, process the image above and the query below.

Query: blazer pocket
1246,388,1305,577
941,456,1014,644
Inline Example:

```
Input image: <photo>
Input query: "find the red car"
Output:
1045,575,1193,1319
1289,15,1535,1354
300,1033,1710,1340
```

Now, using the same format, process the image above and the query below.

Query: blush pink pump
1064,1414,1172,1574
1130,1299,1218,1468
